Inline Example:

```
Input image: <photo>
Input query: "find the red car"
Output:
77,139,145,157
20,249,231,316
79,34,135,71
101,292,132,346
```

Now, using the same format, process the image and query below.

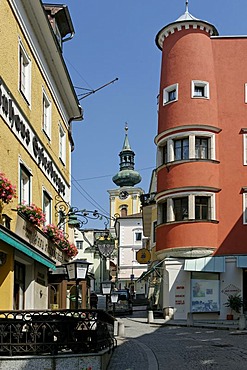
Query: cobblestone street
108,313,247,370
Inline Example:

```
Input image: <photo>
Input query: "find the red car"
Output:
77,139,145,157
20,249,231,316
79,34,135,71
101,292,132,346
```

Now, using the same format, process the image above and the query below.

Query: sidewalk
131,316,240,330
130,307,245,331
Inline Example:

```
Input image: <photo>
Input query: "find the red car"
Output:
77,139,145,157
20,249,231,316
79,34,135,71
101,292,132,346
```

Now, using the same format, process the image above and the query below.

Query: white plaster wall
161,256,244,321
220,257,242,319
163,259,191,320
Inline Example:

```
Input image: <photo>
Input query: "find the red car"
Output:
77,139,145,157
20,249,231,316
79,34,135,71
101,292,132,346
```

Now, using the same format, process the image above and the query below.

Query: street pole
76,279,79,310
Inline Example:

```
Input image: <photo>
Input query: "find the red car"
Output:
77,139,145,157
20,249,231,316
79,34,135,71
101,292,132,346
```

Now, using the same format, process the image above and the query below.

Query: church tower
108,124,144,227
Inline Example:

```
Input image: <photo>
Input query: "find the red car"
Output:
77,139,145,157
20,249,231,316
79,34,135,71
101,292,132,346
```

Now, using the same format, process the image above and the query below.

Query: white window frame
163,83,178,105
243,193,247,224
243,134,247,165
76,240,84,250
19,161,32,205
159,192,216,224
191,80,210,99
59,123,66,165
135,232,142,242
244,83,247,104
133,228,143,245
158,131,215,165
18,40,31,105
43,188,52,225
42,89,52,139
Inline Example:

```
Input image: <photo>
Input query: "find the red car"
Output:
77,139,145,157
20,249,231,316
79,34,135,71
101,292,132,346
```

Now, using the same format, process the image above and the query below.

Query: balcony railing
0,309,116,356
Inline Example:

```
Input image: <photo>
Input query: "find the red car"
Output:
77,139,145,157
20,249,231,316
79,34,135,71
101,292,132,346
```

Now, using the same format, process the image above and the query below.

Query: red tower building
153,2,247,320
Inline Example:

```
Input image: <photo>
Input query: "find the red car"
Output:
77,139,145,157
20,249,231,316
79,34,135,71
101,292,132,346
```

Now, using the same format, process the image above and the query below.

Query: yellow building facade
0,1,82,309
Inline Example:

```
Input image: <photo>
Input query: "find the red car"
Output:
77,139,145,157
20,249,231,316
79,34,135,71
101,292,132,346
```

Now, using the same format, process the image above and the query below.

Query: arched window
120,205,128,217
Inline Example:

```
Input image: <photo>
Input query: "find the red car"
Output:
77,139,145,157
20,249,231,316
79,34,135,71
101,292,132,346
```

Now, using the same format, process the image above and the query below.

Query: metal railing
0,309,116,356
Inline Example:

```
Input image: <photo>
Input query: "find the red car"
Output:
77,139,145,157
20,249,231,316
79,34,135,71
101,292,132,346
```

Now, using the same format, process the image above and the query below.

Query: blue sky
50,0,247,227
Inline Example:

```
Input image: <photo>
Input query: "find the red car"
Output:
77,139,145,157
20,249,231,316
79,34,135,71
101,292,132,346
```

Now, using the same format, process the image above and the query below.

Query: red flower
0,173,16,204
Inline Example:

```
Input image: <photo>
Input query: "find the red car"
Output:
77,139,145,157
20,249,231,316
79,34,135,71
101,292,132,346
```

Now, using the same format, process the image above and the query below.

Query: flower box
17,203,46,227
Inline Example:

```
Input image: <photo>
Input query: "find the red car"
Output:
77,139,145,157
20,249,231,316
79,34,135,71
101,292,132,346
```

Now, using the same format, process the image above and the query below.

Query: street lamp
65,259,92,309
101,280,112,311
110,291,119,317
95,231,115,259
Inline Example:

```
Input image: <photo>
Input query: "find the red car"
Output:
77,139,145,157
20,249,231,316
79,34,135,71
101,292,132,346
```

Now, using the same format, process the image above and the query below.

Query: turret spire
185,0,189,13
122,122,131,150
112,124,141,187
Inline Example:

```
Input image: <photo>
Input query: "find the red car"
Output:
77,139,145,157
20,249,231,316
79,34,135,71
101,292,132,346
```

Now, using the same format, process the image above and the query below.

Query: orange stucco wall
156,221,218,251
157,161,220,192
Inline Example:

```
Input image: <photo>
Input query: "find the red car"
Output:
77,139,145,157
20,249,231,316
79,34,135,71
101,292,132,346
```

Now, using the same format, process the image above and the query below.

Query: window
194,86,204,97
157,131,215,165
162,202,167,223
76,241,83,250
168,89,176,101
135,232,142,242
152,221,157,243
42,90,51,139
120,206,128,217
243,134,247,165
158,192,215,224
195,196,210,220
191,272,220,313
163,83,178,105
43,190,52,225
19,42,31,104
162,144,167,164
174,197,188,221
243,193,247,224
59,123,66,165
19,164,31,204
195,137,209,159
192,80,209,99
174,138,189,160
245,83,247,104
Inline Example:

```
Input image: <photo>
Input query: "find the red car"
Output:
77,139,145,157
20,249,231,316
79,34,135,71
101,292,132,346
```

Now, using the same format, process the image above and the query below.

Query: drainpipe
68,106,83,152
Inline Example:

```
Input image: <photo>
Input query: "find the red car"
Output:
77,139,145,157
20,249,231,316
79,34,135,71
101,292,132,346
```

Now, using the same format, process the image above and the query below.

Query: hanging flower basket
43,224,78,258
17,203,46,227
0,173,16,204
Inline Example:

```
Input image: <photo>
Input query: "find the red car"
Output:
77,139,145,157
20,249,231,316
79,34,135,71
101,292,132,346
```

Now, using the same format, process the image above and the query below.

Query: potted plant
224,294,243,320
17,203,46,227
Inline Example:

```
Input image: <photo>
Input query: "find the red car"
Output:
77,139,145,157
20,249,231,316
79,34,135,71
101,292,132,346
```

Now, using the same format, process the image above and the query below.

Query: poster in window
191,279,220,312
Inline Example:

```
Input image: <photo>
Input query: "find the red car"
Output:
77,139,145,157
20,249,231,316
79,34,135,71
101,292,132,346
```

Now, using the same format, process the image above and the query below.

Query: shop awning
184,256,225,273
236,256,247,268
0,228,56,270
137,259,164,281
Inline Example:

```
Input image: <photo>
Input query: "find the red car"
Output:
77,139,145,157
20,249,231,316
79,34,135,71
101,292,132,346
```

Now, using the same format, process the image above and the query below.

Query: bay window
158,131,215,165
159,192,214,224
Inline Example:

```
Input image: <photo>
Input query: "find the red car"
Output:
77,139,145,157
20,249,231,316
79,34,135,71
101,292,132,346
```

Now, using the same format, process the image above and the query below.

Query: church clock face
119,190,129,200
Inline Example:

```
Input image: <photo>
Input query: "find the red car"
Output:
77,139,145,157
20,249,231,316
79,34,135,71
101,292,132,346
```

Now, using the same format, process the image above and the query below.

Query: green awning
137,259,164,281
0,228,56,270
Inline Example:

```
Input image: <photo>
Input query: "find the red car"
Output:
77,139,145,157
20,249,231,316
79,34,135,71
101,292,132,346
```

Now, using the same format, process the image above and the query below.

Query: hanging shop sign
0,78,69,199
136,248,151,264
